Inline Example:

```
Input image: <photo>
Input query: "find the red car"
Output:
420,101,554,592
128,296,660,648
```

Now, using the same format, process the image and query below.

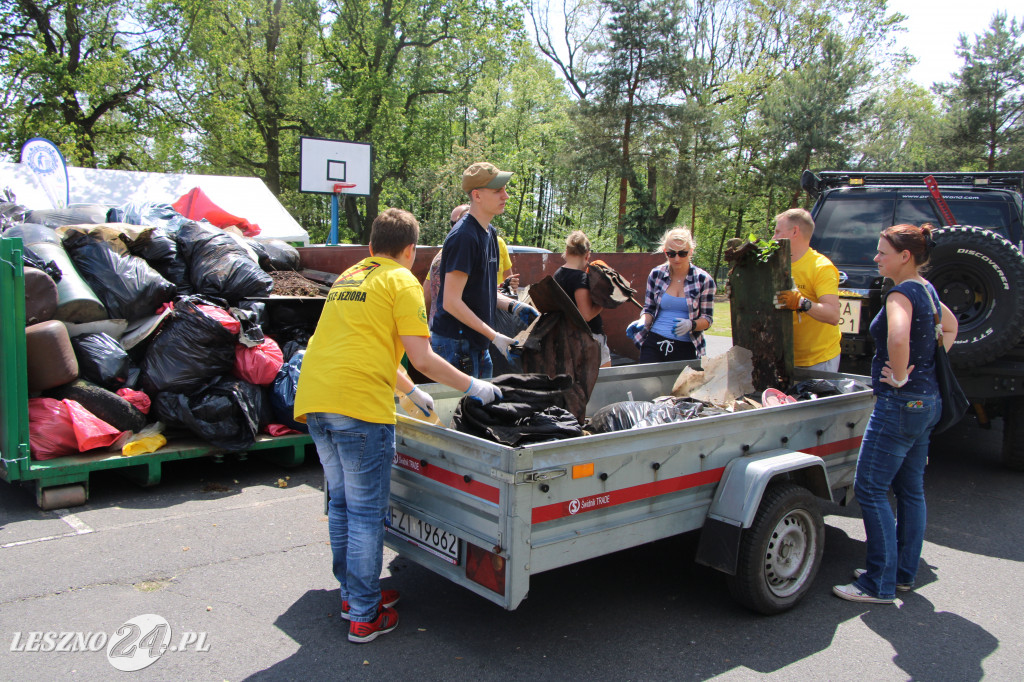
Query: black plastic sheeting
453,373,582,446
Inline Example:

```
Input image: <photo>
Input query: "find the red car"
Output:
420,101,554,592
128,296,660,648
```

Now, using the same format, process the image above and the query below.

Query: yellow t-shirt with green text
294,256,429,425
791,248,842,367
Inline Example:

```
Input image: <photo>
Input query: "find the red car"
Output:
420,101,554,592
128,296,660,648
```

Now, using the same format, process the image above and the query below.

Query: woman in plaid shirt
626,227,716,362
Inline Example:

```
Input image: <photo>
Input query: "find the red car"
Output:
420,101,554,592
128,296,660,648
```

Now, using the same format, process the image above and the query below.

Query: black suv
803,170,1024,469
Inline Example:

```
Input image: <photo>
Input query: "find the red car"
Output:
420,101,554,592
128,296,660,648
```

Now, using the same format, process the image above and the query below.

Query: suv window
894,195,1014,234
810,196,893,266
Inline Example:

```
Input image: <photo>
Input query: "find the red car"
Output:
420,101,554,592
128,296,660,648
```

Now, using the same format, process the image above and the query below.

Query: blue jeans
853,391,940,599
307,412,395,623
431,333,493,379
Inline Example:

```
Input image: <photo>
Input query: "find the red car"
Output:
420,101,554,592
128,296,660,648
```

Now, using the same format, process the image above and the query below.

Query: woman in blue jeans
833,223,958,604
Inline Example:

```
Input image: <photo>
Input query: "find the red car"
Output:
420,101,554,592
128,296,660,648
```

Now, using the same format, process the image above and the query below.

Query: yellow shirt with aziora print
294,256,429,425
791,247,842,367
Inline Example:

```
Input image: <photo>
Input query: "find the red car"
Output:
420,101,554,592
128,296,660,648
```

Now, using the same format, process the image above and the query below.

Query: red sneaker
348,606,399,643
341,589,400,620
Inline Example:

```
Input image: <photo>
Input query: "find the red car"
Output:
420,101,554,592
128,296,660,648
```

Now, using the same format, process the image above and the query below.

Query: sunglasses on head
664,249,689,258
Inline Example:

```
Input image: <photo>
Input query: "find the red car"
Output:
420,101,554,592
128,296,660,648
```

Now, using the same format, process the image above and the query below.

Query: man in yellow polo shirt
294,208,501,644
773,208,842,371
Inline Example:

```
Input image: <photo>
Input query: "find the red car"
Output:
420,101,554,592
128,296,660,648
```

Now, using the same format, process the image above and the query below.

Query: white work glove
405,386,434,417
465,378,502,405
673,318,693,337
626,317,646,339
511,300,540,326
491,332,521,362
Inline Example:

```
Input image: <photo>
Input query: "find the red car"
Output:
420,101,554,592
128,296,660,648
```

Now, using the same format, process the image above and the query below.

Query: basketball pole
329,192,339,245
329,183,355,245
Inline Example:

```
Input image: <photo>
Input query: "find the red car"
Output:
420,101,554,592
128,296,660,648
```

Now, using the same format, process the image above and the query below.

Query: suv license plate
838,299,862,334
387,506,460,565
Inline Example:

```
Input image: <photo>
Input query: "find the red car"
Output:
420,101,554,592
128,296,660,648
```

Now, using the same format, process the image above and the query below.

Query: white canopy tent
0,162,309,245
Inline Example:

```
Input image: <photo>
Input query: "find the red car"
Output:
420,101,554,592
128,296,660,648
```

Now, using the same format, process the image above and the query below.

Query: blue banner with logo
20,137,69,209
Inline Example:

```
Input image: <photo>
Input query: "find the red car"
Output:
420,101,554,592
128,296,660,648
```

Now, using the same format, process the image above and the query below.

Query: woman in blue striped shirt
626,227,716,362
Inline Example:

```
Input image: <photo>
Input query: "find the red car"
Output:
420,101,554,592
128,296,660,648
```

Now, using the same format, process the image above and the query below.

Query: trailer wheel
727,482,824,615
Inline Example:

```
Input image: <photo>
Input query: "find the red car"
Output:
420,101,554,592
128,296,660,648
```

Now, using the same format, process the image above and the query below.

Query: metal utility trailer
385,361,872,614
0,235,315,509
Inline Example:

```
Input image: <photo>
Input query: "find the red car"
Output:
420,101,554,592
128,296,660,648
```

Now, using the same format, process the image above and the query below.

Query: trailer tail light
466,543,506,595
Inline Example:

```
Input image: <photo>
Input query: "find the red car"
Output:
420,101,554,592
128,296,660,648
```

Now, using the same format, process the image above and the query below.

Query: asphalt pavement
1,348,1022,680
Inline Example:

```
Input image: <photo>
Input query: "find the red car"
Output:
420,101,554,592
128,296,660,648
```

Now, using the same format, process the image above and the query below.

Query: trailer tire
726,482,824,615
1001,397,1024,471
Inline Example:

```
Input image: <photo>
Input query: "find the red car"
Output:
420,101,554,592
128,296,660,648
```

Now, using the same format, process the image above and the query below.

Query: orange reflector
848,177,864,185
572,463,594,479
466,543,506,595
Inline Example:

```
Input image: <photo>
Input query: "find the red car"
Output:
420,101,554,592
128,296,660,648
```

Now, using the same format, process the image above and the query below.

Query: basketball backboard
299,137,372,196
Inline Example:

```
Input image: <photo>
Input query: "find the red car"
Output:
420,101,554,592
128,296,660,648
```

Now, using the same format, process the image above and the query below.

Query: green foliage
937,13,1024,171
0,0,1017,284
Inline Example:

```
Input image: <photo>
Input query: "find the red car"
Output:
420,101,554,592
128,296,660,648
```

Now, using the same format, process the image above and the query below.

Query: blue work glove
511,300,540,326
405,386,434,417
465,378,502,404
626,317,646,340
491,333,521,362
673,318,693,337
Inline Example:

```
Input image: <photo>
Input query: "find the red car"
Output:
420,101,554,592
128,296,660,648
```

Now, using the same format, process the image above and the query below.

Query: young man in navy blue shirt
430,162,538,377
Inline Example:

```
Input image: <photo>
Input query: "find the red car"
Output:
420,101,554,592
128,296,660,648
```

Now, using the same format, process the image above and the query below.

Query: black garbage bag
270,350,307,432
155,376,261,450
119,227,190,292
787,379,843,401
229,306,265,346
258,239,300,271
71,332,133,390
176,221,273,302
61,229,176,320
140,297,238,394
587,400,702,435
22,245,62,282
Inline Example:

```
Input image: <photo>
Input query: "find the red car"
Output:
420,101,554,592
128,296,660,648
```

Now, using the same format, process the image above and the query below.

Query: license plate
838,298,862,334
387,506,460,565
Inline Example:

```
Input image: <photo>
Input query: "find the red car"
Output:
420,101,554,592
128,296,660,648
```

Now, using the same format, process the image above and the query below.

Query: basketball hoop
333,182,356,194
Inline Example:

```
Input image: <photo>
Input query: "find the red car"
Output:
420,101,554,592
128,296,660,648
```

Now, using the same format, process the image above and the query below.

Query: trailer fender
696,449,831,575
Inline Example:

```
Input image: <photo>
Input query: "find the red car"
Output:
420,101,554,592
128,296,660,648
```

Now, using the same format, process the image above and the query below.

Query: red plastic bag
264,423,302,436
234,337,284,385
172,187,261,237
29,398,124,459
116,388,152,415
197,305,241,334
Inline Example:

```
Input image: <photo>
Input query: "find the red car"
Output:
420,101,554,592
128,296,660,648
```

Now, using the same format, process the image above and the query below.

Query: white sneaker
832,583,895,604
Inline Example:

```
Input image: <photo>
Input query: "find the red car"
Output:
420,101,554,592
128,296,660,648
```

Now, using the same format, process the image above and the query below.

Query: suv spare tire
927,226,1024,368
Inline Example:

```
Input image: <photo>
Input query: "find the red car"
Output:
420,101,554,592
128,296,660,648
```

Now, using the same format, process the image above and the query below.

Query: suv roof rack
803,170,1024,197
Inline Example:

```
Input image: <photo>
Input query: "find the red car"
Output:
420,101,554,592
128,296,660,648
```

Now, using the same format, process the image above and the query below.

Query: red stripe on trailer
531,467,726,525
393,452,500,504
804,436,862,458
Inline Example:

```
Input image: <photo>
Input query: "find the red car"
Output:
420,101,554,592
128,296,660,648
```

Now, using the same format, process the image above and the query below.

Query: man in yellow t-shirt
773,208,842,371
293,208,501,644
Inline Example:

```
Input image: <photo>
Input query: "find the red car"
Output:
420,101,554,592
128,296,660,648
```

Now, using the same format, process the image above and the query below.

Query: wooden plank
726,239,794,392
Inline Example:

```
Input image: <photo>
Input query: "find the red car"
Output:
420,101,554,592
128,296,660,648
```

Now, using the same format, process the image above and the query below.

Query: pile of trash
1,190,316,459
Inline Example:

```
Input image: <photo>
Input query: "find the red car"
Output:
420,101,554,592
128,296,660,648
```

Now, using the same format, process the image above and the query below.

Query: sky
885,0,1017,88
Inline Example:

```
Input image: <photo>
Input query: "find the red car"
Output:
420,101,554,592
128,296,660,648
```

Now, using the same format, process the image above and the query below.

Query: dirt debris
270,271,326,297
